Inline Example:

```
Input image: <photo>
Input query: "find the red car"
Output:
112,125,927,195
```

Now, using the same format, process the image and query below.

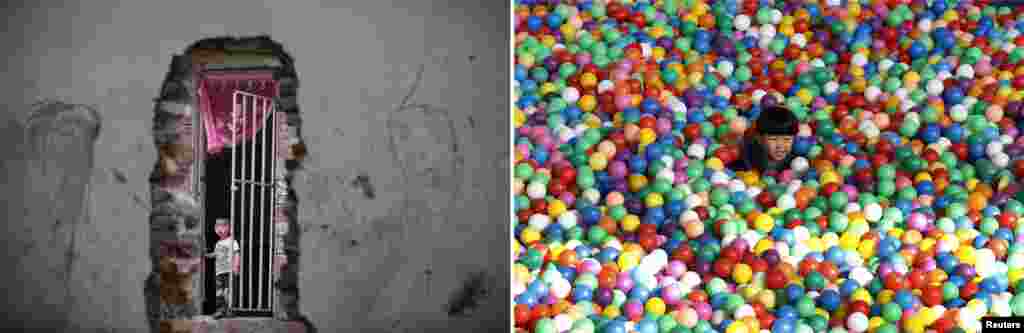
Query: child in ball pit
727,105,799,175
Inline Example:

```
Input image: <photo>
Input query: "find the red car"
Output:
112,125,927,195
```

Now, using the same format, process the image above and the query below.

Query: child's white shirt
214,237,240,275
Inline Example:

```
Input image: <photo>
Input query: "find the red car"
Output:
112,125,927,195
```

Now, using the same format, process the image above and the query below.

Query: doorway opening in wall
195,70,282,317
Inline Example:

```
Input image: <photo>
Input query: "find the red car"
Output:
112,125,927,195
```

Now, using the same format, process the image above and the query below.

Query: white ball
728,179,746,193
986,142,1004,156
926,79,944,96
994,153,1010,168
717,60,735,77
846,312,869,333
688,144,706,159
825,0,841,7
894,88,909,101
680,210,700,224
558,210,578,229
734,304,756,319
1001,134,1014,145
770,9,783,24
878,59,895,73
734,15,752,31
746,186,762,199
554,314,574,332
657,168,675,183
597,80,615,94
681,271,702,289
852,53,868,67
641,43,652,58
791,33,807,48
950,105,969,122
528,214,552,231
711,172,731,186
957,64,975,79
513,179,525,194
849,266,874,287
864,203,883,222
824,81,839,95
777,194,796,211
936,70,953,81
562,87,580,103
964,96,978,107
526,182,547,199
752,89,768,103
760,24,776,39
918,18,933,33
791,157,810,173
864,86,882,102
551,277,572,299
582,188,601,205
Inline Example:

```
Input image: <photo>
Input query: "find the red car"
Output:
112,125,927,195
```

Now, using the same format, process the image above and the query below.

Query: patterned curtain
198,71,278,155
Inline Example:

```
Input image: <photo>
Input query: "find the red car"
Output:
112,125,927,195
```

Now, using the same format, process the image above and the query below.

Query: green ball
796,296,816,317
881,302,902,322
805,271,827,290
515,163,534,179
587,226,607,244
566,226,584,241
609,205,627,221
830,191,849,211
535,318,556,333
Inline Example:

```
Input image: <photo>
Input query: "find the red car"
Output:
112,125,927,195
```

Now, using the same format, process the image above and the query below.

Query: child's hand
232,255,241,273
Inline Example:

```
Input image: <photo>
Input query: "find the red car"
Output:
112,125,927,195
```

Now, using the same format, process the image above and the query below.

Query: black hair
755,106,798,136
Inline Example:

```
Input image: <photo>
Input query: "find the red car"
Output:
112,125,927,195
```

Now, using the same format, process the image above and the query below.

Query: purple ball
956,264,976,279
693,260,712,275
595,288,615,306
762,250,780,266
761,94,779,108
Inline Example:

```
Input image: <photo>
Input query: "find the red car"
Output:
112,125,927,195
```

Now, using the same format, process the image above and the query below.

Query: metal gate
228,90,277,314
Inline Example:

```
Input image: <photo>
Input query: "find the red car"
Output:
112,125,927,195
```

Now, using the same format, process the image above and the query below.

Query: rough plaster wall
0,0,509,331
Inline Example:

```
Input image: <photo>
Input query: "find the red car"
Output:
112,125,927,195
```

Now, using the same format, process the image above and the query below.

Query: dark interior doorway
201,102,277,317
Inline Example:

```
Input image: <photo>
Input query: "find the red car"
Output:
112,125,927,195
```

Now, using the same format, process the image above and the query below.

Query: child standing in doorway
206,218,240,318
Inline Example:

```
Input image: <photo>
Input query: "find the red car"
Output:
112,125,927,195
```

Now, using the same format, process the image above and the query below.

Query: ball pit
514,1,1024,333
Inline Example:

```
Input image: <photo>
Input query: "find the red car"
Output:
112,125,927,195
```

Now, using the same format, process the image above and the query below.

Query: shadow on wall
2,100,102,331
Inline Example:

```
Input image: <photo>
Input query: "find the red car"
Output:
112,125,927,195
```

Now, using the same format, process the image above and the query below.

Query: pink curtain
198,71,279,155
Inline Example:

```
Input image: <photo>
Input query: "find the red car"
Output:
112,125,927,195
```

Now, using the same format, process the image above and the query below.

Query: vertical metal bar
247,93,256,309
259,97,267,310
229,90,237,310
270,102,277,314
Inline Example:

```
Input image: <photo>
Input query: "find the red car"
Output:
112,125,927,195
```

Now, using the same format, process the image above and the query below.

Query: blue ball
526,16,544,32
597,247,620,263
516,291,538,308
573,286,594,302
817,289,841,312
602,320,627,333
636,319,659,333
785,284,805,302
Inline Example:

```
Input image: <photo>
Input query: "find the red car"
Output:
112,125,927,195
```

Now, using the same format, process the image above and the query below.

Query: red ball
713,259,735,278
765,268,788,289
884,272,907,290
907,270,928,290
672,245,695,264
848,300,870,315
922,286,944,306
756,191,777,208
960,281,979,300
638,233,659,251
514,304,531,326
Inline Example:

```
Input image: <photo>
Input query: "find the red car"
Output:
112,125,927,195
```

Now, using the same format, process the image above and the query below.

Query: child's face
761,134,794,161
215,224,231,238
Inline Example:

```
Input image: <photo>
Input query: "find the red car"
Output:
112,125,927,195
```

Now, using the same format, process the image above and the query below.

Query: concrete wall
0,1,509,332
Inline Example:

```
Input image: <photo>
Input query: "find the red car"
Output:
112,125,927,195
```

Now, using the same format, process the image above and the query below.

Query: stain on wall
1,1,508,332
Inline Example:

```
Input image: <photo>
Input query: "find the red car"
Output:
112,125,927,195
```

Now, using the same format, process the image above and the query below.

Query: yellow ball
733,263,753,284
754,239,775,255
589,153,609,171
851,288,873,305
956,246,977,265
820,171,841,184
645,297,667,316
628,174,649,192
754,214,775,232
521,227,542,245
514,108,527,127
1008,268,1024,286
796,89,813,105
857,239,877,258
560,23,576,42
584,113,602,128
756,290,776,309
618,252,641,271
706,158,724,171
639,128,657,145
603,305,621,319
877,290,895,304
539,82,558,96
621,214,641,232
868,316,886,330
725,321,749,333
513,239,522,257
514,264,532,283
548,200,567,218
578,94,598,112
645,192,665,207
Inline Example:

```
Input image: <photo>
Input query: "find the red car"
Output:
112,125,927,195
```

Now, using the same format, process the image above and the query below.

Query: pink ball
895,176,912,189
616,272,635,292
608,161,629,178
580,259,602,275
613,70,630,82
778,170,795,183
517,126,532,136
656,235,668,247
908,212,928,231
623,301,644,320
842,185,859,201
795,63,810,75
679,307,699,327
667,260,686,277
975,60,992,76
693,302,713,321
559,193,575,207
656,118,673,136
576,53,592,66
615,95,632,110
549,151,565,164
662,284,683,304
813,97,828,110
